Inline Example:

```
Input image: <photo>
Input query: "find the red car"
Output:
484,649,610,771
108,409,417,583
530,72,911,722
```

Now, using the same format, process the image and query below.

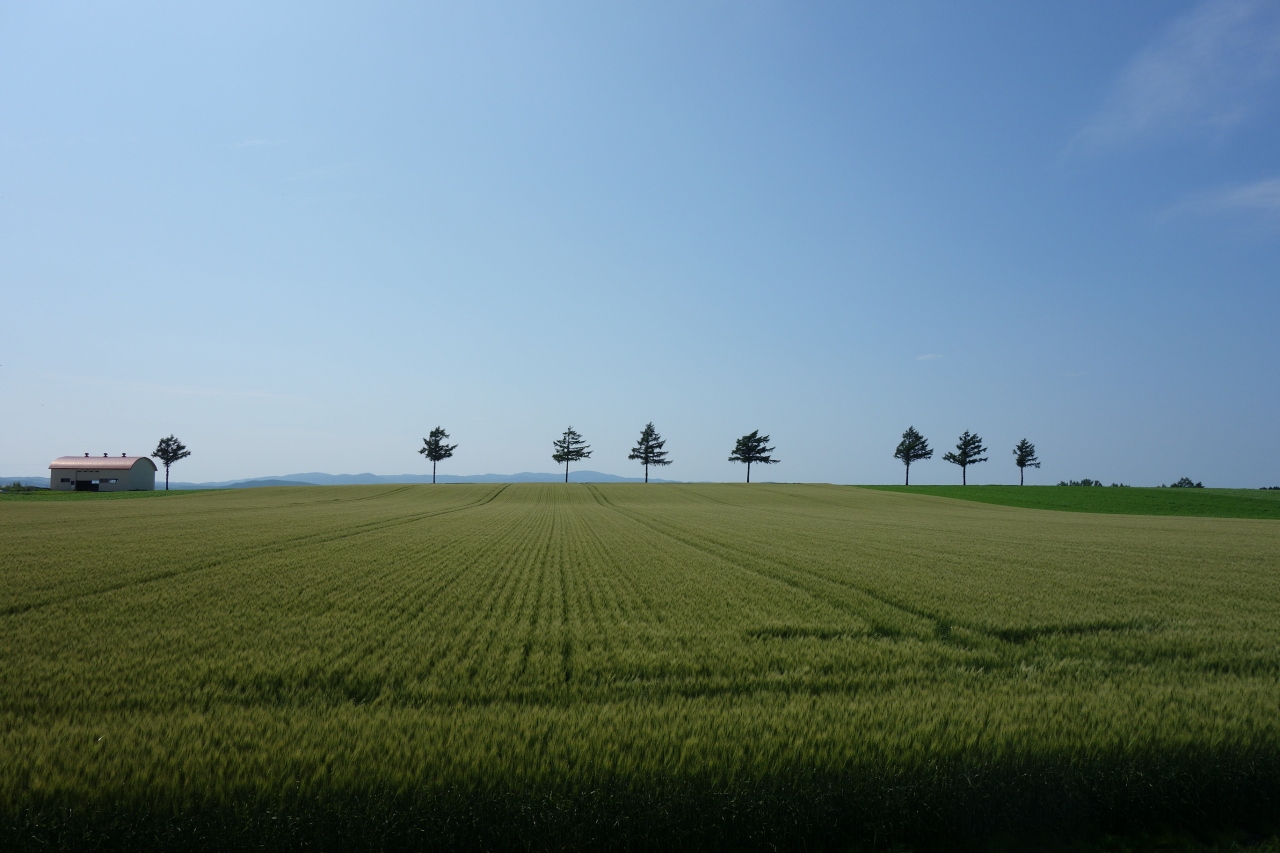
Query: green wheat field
2,483,1279,850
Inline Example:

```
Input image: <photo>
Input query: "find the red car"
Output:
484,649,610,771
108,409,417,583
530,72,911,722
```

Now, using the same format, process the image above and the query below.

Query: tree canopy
893,426,933,485
1012,438,1040,486
728,431,777,483
418,427,458,484
943,431,988,485
628,422,672,483
1169,477,1204,489
552,427,593,483
152,435,191,491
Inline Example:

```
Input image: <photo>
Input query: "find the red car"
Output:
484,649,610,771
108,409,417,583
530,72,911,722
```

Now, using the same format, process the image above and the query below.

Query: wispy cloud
1166,176,1280,221
915,354,940,362
234,137,290,149
1072,0,1280,152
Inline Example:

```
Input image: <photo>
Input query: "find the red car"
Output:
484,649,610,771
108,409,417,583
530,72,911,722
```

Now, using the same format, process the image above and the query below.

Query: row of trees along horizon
417,424,1046,485
149,427,1030,488
137,428,1212,489
894,427,1039,486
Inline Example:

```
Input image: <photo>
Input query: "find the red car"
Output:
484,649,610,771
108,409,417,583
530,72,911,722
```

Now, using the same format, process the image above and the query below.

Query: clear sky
3,1,1278,486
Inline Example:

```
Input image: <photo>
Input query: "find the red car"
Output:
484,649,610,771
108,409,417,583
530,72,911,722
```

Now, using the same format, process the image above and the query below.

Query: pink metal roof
49,455,158,471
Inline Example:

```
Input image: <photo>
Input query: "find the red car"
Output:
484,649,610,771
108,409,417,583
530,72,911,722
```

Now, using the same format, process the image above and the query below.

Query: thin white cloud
1166,176,1280,219
1073,0,1280,151
235,138,290,149
915,354,940,362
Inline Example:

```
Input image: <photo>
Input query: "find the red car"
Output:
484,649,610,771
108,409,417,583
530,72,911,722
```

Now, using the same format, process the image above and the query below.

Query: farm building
49,454,157,492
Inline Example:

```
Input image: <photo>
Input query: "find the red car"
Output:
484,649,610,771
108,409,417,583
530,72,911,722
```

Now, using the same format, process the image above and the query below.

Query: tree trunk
1020,466,1024,486
644,463,648,483
905,463,909,486
747,462,751,483
962,466,966,486
564,459,569,483
433,461,437,485
165,466,170,490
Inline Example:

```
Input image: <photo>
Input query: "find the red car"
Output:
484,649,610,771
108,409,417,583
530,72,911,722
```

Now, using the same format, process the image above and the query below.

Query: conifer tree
551,427,592,483
152,435,191,491
628,422,672,483
893,426,932,485
1012,438,1039,486
418,427,458,484
943,430,988,485
728,430,777,483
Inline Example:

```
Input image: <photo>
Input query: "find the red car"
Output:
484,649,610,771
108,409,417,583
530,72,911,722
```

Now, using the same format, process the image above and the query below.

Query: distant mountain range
169,471,677,489
1,476,51,487
4,471,677,489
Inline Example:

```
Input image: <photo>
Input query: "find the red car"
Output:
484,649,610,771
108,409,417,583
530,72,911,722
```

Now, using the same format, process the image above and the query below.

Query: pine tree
728,431,777,483
628,422,672,483
1012,438,1039,486
418,427,458,484
551,427,592,483
943,430,988,485
893,426,933,485
152,435,191,491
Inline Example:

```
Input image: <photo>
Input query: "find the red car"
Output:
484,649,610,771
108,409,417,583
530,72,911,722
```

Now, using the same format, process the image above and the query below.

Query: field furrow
2,482,1278,850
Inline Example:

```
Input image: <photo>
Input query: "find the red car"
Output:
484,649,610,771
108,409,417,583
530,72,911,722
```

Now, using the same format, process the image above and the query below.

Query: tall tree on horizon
893,426,933,485
418,427,458,484
551,427,592,483
943,430,988,485
728,430,777,483
1012,438,1040,486
152,435,190,491
628,422,672,483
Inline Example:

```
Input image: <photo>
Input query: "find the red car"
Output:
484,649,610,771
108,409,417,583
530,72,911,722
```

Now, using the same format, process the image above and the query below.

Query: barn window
107,479,118,484
60,477,71,483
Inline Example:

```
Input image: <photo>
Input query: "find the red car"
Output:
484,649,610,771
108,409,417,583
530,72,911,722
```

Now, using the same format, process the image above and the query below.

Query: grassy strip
862,485,1280,519
0,488,205,501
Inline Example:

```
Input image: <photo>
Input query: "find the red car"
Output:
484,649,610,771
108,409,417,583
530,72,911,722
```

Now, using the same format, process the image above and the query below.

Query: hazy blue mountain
290,471,674,484
166,471,676,489
1,476,51,486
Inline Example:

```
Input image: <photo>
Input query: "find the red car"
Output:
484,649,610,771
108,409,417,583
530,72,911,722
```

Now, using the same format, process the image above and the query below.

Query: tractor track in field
585,485,931,640
582,485,1068,650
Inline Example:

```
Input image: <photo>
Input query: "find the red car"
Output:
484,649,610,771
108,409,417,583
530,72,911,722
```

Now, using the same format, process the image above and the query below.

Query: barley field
2,484,1278,850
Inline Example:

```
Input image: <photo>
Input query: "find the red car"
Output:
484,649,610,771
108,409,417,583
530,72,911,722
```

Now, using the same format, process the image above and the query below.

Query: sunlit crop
1,483,1277,850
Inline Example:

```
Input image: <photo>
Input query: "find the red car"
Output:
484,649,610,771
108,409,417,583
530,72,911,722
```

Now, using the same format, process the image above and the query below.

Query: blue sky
3,1,1278,485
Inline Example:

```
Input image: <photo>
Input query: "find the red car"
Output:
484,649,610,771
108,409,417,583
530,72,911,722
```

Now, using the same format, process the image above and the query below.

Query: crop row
1,483,1278,849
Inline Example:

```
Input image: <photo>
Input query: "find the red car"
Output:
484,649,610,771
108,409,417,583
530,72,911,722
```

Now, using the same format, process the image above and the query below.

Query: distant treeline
72,424,1265,491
